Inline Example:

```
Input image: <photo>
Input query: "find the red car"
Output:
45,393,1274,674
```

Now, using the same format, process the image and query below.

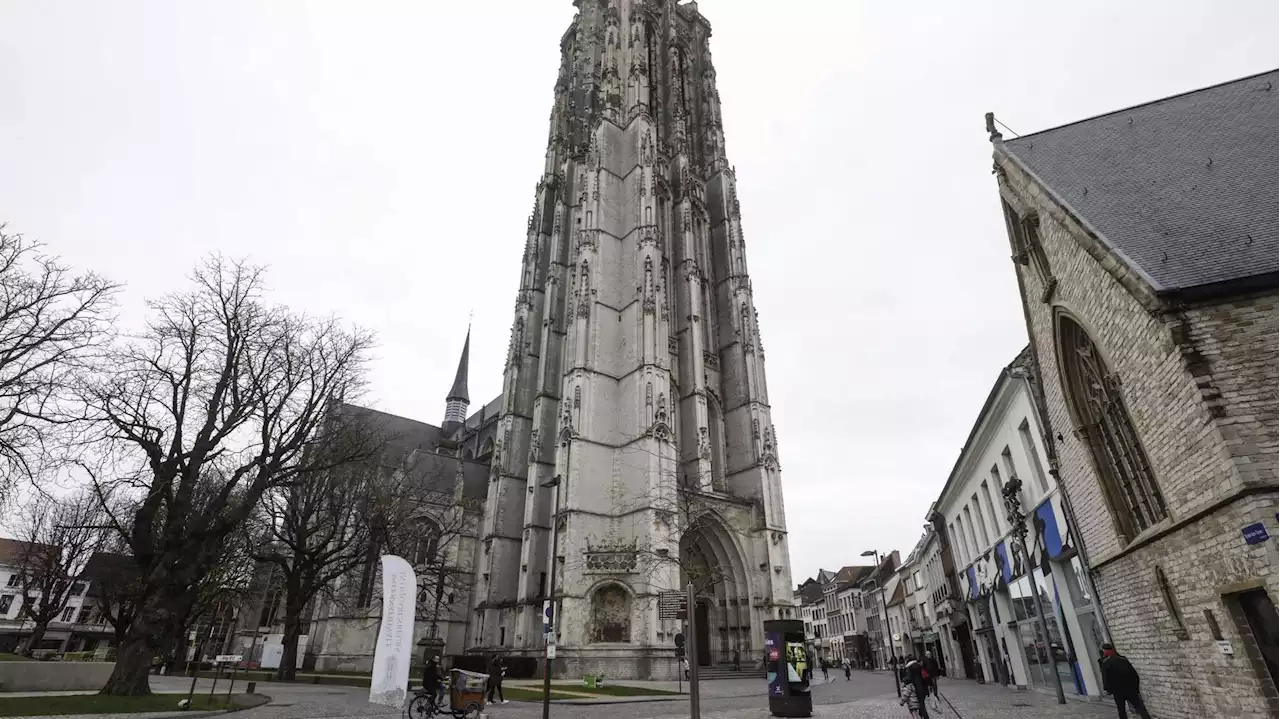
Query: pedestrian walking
485,654,508,705
899,655,931,719
733,647,741,671
1100,643,1151,719
900,680,923,717
683,656,691,681
842,656,851,681
820,657,829,682
922,650,940,708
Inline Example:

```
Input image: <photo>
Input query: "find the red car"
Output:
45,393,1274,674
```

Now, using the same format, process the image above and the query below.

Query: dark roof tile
1003,70,1278,293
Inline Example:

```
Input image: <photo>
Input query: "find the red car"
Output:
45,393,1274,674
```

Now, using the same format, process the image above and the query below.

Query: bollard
246,681,256,694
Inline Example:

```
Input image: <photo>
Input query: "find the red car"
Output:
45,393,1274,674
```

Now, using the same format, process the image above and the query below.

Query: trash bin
764,619,813,718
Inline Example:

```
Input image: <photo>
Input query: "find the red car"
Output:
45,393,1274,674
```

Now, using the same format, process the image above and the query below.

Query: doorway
695,601,711,666
1234,589,1278,689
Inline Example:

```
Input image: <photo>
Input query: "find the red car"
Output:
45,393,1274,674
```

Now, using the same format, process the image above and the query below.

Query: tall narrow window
971,494,991,547
983,475,1003,535
963,506,981,556
1018,419,1051,495
1058,315,1167,540
954,516,969,564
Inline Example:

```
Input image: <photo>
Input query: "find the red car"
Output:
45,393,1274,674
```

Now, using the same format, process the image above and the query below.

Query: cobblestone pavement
3,673,1117,719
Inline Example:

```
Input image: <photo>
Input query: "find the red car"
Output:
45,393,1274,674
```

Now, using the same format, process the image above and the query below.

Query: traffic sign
659,591,688,620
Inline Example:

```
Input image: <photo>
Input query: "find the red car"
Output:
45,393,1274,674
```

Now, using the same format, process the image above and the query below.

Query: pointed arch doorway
695,600,712,666
680,511,752,667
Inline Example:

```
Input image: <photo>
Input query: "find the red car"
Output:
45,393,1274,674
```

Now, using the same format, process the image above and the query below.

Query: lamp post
539,473,563,719
1001,476,1066,705
860,550,900,697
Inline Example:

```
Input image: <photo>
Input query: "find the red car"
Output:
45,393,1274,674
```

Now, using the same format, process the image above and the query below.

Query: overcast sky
1,1,1275,582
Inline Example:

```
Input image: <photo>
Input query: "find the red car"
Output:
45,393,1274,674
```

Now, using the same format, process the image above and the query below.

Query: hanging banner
368,555,418,708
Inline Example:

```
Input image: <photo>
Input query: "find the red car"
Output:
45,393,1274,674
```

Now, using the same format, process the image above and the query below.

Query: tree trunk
99,597,183,695
276,608,304,682
20,619,50,656
100,633,159,695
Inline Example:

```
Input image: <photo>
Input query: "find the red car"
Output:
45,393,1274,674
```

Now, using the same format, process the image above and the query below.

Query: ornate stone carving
589,584,632,642
528,430,541,466
702,351,720,370
583,540,639,574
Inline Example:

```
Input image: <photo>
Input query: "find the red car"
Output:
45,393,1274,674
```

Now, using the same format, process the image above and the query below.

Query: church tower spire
442,325,470,434
474,0,794,677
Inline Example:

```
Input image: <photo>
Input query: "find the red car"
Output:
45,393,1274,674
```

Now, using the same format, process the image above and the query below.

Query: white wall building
934,347,1108,698
0,540,114,656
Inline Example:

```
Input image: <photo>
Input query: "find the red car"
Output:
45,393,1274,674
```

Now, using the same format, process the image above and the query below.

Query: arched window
1058,314,1167,540
413,519,442,566
481,438,495,457
464,448,475,459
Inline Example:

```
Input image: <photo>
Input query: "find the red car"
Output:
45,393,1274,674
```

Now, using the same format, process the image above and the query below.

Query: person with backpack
1100,643,1151,719
899,655,931,719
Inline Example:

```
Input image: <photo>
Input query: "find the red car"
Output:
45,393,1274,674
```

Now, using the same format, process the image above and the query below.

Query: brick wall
995,151,1279,718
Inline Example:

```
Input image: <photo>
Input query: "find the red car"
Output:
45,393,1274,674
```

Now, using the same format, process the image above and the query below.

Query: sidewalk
839,678,1115,719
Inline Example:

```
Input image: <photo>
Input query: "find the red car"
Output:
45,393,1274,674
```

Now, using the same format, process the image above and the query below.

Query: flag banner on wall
368,555,418,708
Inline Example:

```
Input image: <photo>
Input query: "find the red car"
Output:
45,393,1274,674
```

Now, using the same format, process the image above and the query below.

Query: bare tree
83,548,143,649
252,421,387,680
0,226,117,506
75,256,373,695
383,485,479,652
11,490,108,655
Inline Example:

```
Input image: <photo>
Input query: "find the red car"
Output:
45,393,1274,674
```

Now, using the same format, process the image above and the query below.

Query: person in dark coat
421,654,442,708
922,651,941,702
486,654,507,704
899,655,931,719
1099,643,1150,719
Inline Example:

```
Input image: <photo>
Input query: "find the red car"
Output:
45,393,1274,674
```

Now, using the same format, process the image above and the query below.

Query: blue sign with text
1242,522,1270,545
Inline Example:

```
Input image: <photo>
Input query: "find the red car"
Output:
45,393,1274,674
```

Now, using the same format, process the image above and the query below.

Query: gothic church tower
473,0,795,678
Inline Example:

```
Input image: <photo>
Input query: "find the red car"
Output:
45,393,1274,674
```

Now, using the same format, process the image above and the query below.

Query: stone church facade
989,71,1278,717
470,0,796,679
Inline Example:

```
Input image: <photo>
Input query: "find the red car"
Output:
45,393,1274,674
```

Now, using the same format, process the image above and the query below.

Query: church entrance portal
680,511,752,667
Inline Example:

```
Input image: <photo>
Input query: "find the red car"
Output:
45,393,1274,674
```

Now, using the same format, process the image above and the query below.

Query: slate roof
1002,70,1278,295
334,402,442,464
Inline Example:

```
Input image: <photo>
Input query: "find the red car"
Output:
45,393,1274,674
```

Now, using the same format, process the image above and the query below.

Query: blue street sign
1242,522,1270,545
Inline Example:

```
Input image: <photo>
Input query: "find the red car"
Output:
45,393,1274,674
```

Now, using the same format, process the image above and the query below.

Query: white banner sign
368,555,418,708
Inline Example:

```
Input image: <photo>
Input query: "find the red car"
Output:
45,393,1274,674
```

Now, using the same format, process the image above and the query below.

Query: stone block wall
996,150,1279,718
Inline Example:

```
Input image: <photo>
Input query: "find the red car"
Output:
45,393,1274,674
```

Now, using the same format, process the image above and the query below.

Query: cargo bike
407,668,487,719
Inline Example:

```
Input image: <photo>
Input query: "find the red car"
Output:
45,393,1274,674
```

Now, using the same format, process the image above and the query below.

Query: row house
857,551,900,669
932,346,1107,699
0,539,116,656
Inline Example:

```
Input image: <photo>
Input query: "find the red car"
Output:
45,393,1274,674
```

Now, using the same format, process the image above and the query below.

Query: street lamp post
539,473,563,719
1001,476,1066,705
860,550,900,698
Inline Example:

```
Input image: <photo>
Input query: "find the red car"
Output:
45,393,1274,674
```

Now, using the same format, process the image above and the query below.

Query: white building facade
936,347,1108,698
